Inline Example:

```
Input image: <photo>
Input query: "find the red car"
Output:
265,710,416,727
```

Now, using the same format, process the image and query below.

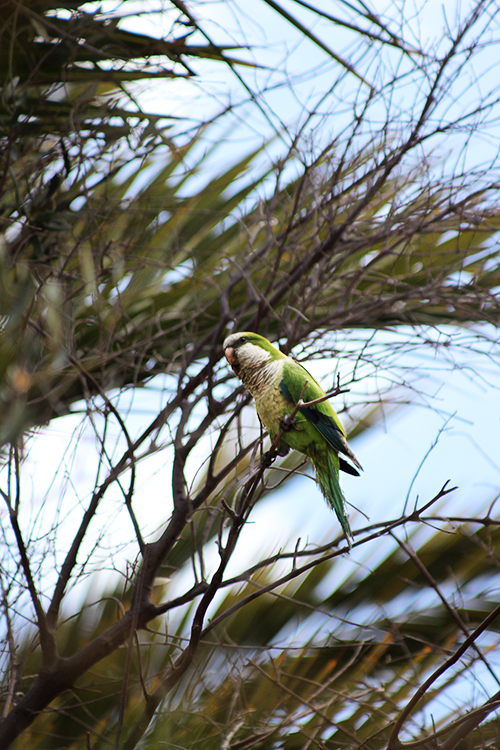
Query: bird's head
223,331,284,374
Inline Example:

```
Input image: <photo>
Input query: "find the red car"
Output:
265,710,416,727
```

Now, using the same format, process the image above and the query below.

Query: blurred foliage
1,2,500,447
0,0,255,442
1,122,499,444
9,516,500,749
1,1,500,749
0,0,249,139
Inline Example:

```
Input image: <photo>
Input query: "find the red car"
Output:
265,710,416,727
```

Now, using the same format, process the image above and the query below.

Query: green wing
280,361,362,472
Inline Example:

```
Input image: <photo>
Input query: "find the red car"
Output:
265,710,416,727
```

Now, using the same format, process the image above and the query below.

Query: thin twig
115,548,149,749
391,532,500,689
388,601,500,749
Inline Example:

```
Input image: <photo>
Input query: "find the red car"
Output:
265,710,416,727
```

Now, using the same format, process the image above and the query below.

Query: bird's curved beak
224,346,236,365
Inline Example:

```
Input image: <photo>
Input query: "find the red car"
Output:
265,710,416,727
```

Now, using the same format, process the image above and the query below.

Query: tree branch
388,602,500,749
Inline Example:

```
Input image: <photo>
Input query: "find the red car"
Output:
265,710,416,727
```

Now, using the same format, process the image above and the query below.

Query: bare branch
388,604,500,749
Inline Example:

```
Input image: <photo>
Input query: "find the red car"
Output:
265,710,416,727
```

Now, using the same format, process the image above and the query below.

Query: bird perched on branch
223,331,362,545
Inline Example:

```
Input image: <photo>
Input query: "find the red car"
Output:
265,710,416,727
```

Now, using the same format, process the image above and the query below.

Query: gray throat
239,360,280,398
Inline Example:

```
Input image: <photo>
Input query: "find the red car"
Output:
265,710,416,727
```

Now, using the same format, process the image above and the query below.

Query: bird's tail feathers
315,451,353,548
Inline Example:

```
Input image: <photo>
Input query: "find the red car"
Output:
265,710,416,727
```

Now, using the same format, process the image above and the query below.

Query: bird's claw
279,414,296,432
261,451,276,467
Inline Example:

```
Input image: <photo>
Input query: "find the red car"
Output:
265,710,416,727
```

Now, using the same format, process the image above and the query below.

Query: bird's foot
262,441,290,467
261,451,276,467
279,414,296,432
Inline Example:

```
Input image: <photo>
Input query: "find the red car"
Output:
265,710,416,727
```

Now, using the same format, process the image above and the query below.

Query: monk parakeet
223,331,362,544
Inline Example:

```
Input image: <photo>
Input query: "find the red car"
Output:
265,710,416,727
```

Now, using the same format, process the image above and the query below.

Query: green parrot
223,331,362,544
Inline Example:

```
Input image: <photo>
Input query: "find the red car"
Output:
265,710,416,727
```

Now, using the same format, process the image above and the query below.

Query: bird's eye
239,336,247,345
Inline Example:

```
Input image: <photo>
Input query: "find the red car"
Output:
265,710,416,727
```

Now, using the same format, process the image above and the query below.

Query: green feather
324,450,353,546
